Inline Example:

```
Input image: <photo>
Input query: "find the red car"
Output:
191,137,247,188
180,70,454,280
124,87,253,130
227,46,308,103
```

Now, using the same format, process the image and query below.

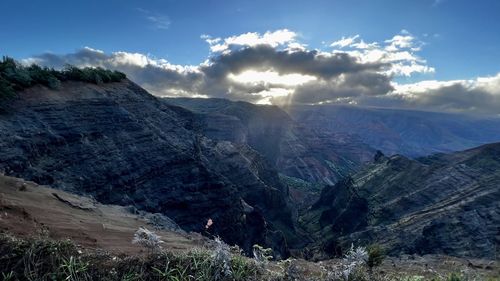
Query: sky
1,0,500,115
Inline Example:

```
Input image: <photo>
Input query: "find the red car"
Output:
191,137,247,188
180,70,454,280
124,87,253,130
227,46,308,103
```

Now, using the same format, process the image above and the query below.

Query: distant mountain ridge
288,104,500,157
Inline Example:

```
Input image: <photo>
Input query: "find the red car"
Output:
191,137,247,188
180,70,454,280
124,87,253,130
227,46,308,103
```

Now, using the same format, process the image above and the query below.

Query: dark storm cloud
201,45,386,80
289,72,394,104
355,80,500,115
408,83,500,114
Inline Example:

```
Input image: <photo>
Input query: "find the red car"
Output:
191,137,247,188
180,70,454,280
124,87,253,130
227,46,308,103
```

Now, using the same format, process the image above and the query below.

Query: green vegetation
279,174,323,193
0,56,126,104
0,234,496,281
0,234,259,281
397,275,484,281
62,65,126,84
252,244,274,265
367,244,385,271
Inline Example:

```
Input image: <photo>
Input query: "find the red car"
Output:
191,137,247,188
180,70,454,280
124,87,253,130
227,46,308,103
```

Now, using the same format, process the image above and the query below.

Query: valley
0,77,499,279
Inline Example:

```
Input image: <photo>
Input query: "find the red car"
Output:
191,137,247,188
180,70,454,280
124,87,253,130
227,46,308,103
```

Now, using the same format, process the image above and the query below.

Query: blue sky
1,0,500,114
2,0,499,79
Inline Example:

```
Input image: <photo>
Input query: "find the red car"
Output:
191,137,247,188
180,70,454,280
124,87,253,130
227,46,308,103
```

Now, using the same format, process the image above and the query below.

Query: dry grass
1,234,497,281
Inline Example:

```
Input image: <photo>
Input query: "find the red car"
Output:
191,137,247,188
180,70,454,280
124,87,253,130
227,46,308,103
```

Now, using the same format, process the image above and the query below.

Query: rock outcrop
304,143,500,259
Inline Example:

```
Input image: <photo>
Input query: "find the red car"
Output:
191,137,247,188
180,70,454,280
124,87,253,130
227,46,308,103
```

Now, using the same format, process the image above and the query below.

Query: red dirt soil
0,174,204,255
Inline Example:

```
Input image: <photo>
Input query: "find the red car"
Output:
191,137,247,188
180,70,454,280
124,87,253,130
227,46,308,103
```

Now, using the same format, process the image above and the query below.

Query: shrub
343,244,368,266
62,65,127,84
0,234,79,280
231,254,258,281
0,75,16,101
0,56,126,106
0,234,490,281
367,244,385,271
132,227,164,253
4,66,32,88
446,273,464,281
0,234,261,281
252,244,273,266
26,64,61,89
338,244,368,281
212,236,233,278
1,57,32,89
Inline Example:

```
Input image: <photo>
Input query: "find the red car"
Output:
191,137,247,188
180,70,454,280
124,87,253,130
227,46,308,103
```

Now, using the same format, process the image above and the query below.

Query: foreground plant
337,244,369,281
252,244,273,266
212,236,233,279
132,227,164,253
59,256,90,281
367,244,385,274
0,234,494,281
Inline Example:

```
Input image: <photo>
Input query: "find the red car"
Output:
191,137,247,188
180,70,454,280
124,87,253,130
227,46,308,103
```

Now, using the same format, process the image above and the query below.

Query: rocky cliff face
288,104,500,157
304,143,500,259
0,80,301,256
165,98,375,186
3,80,498,260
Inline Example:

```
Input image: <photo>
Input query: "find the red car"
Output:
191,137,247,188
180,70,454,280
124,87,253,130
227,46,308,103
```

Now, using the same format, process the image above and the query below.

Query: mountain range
0,78,499,260
288,104,500,157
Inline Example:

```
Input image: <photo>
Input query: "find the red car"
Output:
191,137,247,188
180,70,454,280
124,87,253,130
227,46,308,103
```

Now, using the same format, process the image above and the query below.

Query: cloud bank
23,29,500,115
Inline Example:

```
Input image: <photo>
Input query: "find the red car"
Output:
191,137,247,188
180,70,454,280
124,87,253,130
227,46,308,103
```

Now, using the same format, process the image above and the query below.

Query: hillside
303,143,500,259
1,175,498,280
0,174,201,253
0,80,303,257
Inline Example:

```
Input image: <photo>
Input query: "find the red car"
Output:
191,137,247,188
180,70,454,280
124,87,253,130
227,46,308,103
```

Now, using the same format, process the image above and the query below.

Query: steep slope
165,98,375,186
304,143,500,259
0,174,201,254
288,104,500,157
0,80,300,256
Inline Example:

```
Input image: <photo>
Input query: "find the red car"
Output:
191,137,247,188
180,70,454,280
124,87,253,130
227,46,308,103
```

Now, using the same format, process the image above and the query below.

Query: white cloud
330,35,360,48
388,62,435,77
382,73,500,114
146,15,171,29
385,34,416,51
393,74,500,96
137,8,170,30
205,29,298,53
392,79,471,95
351,40,379,50
331,31,434,77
